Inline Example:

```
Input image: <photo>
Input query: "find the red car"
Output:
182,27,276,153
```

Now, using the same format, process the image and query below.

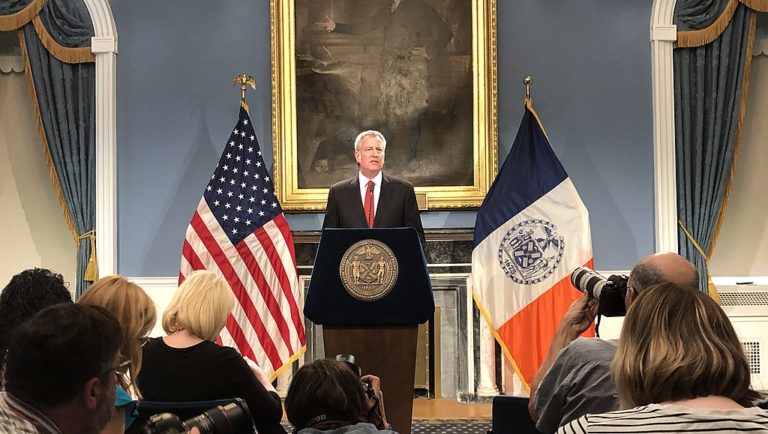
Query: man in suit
322,130,425,246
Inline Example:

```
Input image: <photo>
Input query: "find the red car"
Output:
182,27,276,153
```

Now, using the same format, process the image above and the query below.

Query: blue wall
112,0,654,276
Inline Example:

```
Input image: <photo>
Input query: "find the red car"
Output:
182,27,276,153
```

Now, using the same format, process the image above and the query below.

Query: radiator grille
743,341,761,375
719,291,768,306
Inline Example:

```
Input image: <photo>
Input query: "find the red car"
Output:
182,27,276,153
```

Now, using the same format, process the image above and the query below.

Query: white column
650,0,679,253
476,318,499,396
84,0,118,275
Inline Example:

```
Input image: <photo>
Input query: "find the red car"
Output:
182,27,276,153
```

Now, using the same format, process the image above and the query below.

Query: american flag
180,105,306,378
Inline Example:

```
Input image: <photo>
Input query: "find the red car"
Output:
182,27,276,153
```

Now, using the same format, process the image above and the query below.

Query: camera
335,354,376,401
570,267,629,317
139,398,253,434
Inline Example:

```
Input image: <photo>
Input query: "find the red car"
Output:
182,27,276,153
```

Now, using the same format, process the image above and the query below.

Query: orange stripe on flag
497,260,595,387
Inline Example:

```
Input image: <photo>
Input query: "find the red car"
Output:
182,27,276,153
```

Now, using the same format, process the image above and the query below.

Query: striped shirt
557,403,768,433
0,392,61,434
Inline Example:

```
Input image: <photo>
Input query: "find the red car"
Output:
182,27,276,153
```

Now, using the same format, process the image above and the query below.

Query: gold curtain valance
1,0,95,63
0,0,45,31
677,0,768,48
32,15,94,63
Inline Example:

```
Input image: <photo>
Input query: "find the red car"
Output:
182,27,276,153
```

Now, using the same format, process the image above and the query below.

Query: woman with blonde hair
558,283,768,433
78,275,157,432
137,270,285,434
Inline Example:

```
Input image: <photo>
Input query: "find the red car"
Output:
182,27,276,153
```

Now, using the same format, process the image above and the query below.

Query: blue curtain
0,0,34,15
673,2,754,294
4,0,96,296
675,0,732,31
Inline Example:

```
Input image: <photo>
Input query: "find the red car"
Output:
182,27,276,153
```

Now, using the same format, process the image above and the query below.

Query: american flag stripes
180,104,305,378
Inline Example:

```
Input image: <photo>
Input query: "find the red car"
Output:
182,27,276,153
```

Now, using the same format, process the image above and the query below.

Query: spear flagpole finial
524,75,533,103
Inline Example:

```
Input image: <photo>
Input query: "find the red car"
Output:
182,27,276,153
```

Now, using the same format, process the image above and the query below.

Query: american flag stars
180,105,305,378
202,111,281,245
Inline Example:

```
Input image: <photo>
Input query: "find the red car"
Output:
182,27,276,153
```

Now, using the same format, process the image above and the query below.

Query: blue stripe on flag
473,106,568,247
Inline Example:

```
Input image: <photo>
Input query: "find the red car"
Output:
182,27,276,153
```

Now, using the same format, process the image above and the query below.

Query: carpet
282,419,493,433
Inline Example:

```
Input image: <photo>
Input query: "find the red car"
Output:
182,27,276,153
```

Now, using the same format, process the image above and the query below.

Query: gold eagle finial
233,73,256,103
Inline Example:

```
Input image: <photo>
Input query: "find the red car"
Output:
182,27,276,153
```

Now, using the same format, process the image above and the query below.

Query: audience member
79,275,158,432
137,270,285,434
529,252,699,433
285,358,395,433
0,268,72,386
0,303,123,434
558,284,768,433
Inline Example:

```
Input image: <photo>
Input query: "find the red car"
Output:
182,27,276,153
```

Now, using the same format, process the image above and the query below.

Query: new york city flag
472,101,593,389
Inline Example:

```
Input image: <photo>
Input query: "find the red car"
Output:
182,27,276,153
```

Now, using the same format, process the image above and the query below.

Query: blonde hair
78,275,157,397
162,271,234,341
612,283,756,408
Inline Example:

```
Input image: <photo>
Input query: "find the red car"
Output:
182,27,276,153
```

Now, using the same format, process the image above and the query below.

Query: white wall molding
0,54,23,73
650,0,678,253
83,0,118,275
129,277,178,336
91,36,117,54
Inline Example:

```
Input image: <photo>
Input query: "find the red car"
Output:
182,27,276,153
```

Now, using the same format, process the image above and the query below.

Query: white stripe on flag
219,325,236,348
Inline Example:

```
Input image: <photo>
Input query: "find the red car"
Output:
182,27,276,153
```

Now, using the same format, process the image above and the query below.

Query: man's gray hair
628,261,700,292
354,130,387,152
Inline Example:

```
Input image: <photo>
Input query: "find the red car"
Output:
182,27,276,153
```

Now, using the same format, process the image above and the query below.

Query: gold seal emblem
339,239,399,302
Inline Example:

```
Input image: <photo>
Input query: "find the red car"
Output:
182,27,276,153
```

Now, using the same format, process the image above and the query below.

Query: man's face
84,361,118,434
355,135,385,178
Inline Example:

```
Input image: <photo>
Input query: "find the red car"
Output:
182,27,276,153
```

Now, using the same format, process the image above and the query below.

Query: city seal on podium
339,239,399,302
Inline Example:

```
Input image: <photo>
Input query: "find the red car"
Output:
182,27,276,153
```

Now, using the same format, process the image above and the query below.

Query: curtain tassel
79,230,98,282
678,221,721,304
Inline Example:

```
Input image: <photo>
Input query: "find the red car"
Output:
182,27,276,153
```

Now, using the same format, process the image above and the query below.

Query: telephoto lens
570,267,610,300
570,267,629,317
140,398,254,434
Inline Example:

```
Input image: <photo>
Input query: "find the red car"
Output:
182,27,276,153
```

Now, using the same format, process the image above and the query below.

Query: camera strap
302,413,354,431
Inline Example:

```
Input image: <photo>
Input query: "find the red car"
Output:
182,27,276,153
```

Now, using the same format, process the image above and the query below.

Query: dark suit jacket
323,173,425,246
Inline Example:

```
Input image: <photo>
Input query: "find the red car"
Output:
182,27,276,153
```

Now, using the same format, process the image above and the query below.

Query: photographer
558,284,768,433
285,359,396,434
528,253,699,433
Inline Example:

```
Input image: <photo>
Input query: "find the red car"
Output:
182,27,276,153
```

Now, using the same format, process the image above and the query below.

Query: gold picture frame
271,0,497,211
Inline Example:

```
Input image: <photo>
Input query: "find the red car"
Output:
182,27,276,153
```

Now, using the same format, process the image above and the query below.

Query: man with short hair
528,252,699,434
322,130,425,245
0,303,123,434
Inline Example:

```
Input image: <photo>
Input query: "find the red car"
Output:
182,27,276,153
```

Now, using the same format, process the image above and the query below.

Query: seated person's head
4,303,123,433
625,252,699,306
0,268,72,376
285,359,371,430
162,270,233,341
613,283,759,408
78,275,157,395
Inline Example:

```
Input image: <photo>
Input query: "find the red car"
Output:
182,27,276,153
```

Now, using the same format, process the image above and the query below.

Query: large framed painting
271,0,497,210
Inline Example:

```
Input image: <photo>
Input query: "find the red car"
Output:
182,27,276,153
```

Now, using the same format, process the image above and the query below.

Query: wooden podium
305,228,433,434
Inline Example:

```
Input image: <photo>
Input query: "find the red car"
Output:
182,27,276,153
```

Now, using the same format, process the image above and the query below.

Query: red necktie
364,180,375,228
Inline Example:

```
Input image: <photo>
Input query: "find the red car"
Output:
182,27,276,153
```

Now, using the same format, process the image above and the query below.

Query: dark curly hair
0,268,73,356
